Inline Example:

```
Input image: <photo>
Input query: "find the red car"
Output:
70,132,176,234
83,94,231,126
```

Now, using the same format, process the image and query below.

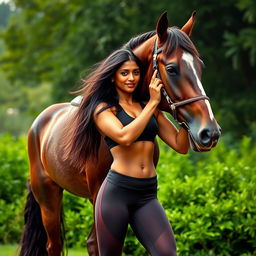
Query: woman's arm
156,110,190,154
94,100,158,146
94,70,163,146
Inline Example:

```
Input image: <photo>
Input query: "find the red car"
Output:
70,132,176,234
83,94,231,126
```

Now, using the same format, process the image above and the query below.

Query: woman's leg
130,198,176,256
95,179,129,256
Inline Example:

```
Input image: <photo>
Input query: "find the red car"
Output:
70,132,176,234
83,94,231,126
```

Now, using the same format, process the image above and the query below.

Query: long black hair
62,48,144,171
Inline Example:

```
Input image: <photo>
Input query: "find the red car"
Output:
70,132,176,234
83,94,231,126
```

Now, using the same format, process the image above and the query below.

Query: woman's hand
148,70,163,104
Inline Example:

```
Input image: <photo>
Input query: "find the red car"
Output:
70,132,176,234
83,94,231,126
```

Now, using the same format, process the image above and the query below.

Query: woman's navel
139,162,145,170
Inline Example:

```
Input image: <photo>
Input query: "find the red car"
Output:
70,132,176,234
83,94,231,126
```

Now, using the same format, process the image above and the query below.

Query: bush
126,137,256,256
0,134,255,256
0,134,28,203
0,134,28,243
63,192,93,248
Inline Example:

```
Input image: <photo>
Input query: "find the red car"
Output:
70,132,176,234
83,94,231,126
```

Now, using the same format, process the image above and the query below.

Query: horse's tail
19,185,48,256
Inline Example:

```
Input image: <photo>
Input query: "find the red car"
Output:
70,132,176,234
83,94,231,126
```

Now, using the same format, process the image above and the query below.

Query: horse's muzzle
188,122,221,152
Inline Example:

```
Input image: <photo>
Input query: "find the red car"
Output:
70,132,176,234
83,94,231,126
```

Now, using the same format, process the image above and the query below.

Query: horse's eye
166,65,178,76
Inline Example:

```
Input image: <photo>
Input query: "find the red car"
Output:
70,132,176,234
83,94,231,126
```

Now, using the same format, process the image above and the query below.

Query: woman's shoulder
94,102,118,116
95,101,108,110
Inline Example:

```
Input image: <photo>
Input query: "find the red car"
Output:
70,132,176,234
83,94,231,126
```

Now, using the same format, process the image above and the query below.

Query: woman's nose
128,73,134,81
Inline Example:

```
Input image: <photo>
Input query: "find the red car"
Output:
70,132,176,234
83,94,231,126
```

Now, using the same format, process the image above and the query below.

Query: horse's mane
123,31,156,50
124,27,199,57
164,27,199,56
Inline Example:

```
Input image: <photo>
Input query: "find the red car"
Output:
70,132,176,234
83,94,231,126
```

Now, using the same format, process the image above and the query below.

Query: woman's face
113,60,140,95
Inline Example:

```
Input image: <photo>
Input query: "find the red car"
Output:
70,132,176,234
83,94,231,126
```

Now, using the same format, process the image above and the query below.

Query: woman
65,48,189,256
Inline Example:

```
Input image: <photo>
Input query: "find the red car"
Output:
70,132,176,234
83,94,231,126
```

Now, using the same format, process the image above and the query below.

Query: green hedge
122,138,256,256
0,134,255,255
156,137,256,256
0,134,28,243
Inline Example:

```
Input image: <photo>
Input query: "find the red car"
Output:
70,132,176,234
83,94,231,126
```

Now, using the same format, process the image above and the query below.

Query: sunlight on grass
0,244,87,256
68,247,88,256
0,245,19,256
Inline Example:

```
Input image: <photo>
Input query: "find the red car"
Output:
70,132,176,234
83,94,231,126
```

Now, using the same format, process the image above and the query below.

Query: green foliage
0,134,27,243
0,244,88,256
63,192,93,248
0,134,255,255
0,3,12,28
0,198,25,244
1,0,163,100
223,0,256,68
225,29,256,68
156,138,256,256
1,0,256,139
122,137,256,255
0,134,28,203
0,69,53,136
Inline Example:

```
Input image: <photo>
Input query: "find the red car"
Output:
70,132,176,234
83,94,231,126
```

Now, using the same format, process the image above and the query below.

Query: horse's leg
27,129,64,256
86,194,100,256
32,180,64,256
86,222,98,256
85,166,107,256
19,185,48,256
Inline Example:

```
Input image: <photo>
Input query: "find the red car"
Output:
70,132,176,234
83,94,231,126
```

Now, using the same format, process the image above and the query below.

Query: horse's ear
181,11,196,36
156,11,168,44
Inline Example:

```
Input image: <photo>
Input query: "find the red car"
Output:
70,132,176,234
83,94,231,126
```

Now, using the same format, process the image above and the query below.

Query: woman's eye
134,70,140,75
121,71,128,76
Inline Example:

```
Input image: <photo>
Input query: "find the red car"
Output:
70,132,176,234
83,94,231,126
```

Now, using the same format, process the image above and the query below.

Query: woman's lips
125,83,136,88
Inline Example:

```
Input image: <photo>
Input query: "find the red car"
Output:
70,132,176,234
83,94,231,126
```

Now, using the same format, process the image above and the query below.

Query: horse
19,12,221,256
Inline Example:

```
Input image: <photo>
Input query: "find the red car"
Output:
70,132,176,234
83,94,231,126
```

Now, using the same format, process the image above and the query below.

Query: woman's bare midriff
110,141,156,178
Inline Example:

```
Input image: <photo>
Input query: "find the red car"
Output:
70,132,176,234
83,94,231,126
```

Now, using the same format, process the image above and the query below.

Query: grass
0,244,88,256
0,245,18,256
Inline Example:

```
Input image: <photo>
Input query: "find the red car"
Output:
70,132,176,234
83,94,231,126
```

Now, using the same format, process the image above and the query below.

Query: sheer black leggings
95,170,176,256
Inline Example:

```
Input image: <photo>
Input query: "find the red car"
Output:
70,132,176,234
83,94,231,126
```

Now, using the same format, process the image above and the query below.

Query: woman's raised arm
94,70,163,146
156,110,190,154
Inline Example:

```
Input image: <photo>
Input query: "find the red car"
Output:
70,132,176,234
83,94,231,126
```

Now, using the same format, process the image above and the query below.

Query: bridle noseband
152,39,209,125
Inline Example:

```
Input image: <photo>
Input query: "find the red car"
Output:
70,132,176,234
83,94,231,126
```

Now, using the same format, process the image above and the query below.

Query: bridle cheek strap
161,88,209,124
152,39,210,129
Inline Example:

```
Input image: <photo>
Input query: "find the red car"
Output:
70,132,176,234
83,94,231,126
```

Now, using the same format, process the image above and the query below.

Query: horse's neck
133,35,156,98
133,35,155,68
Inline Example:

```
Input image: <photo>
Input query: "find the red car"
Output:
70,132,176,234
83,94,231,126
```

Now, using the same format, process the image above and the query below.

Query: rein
152,39,209,125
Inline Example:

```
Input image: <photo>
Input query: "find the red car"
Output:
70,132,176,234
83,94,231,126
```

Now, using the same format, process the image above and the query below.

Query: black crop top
104,103,158,149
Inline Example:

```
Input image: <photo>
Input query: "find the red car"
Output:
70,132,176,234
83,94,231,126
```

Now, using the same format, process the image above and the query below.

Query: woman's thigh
130,199,176,256
95,180,129,256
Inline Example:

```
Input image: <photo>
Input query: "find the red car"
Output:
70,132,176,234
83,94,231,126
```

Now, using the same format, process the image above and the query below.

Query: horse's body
29,103,94,198
20,12,221,256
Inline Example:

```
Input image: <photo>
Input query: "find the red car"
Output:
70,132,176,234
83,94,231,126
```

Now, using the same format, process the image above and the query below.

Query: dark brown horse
19,12,221,256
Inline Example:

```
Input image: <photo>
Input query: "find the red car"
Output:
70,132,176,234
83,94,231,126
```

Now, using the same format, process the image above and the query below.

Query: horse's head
133,12,221,151
154,12,221,151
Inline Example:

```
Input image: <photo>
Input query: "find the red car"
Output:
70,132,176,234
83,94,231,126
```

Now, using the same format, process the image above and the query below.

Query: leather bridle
152,39,209,125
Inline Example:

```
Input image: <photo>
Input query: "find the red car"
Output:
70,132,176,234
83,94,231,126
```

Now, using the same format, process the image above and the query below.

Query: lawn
0,244,88,256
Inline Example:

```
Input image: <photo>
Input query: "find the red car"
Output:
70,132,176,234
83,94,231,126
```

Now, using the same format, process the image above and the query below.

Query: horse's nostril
199,129,211,146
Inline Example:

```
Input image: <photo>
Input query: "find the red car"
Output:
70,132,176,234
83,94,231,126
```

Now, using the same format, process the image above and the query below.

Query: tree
0,3,12,27
1,0,256,138
0,0,164,100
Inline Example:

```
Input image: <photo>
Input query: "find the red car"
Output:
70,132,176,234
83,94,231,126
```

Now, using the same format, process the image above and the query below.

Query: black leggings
95,170,176,256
